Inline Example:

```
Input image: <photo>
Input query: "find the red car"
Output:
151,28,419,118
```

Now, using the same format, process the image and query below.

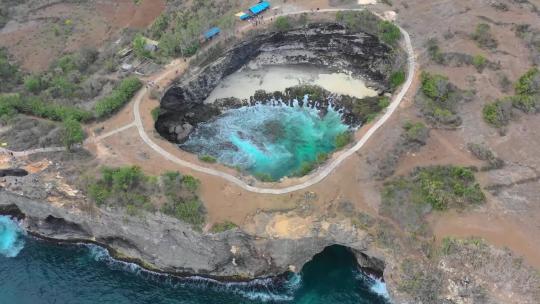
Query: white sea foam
0,215,26,258
83,243,300,302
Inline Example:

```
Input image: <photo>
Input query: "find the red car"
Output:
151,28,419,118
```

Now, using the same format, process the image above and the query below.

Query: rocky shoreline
155,23,398,144
0,190,385,281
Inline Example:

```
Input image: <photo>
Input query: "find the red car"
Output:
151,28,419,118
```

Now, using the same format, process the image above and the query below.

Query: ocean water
0,216,391,304
181,103,349,180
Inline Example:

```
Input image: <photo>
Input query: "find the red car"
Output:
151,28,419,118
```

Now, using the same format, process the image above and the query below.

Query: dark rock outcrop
156,23,396,143
0,190,379,280
0,168,28,177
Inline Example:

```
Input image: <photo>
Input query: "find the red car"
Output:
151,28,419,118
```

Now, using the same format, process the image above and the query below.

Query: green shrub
378,21,402,46
482,99,512,127
162,198,205,227
0,94,92,122
210,221,238,233
421,72,450,102
389,70,406,89
0,48,21,92
133,34,152,59
199,154,217,163
472,54,487,72
255,172,274,182
150,14,169,39
151,106,161,121
62,117,85,150
426,38,445,64
403,121,428,143
335,131,352,149
381,166,485,232
336,10,381,36
182,175,200,192
50,76,77,98
378,96,391,109
94,77,142,118
514,67,539,96
274,16,291,31
24,75,44,94
296,161,315,176
472,23,498,49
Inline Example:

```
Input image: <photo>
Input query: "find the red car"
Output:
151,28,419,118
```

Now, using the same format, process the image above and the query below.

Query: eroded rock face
155,23,395,143
0,191,376,279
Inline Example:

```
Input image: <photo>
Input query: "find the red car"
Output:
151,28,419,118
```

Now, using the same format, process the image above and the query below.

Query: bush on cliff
381,166,485,233
94,77,142,118
336,10,401,46
0,93,92,122
86,167,205,227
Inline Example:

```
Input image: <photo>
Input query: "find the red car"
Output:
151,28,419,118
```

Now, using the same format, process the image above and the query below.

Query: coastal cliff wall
0,190,381,279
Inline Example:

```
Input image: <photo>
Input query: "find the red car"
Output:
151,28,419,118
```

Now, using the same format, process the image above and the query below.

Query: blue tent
249,1,270,15
204,27,221,40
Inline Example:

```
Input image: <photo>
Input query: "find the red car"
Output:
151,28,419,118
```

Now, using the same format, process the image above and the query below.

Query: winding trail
132,9,416,195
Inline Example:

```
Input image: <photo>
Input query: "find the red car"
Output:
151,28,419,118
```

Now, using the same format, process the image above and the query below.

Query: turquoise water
181,103,349,180
0,216,391,304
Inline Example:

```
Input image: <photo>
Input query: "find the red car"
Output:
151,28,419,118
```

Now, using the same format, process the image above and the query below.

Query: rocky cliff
0,190,380,279
155,23,396,143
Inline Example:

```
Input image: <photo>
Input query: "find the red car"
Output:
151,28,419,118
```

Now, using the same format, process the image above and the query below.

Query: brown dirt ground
16,0,540,269
0,0,165,72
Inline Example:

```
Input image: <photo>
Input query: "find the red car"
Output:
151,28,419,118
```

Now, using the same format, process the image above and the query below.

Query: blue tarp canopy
239,13,251,20
249,1,270,15
204,27,221,39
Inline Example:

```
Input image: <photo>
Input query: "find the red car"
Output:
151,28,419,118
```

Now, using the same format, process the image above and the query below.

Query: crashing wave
0,215,26,258
84,243,300,302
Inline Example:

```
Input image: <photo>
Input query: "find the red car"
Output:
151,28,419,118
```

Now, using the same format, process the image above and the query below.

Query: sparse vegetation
416,72,462,127
151,107,161,121
199,154,217,163
335,131,352,149
426,38,445,64
210,221,238,233
398,259,444,303
0,48,21,92
467,143,504,171
62,117,84,150
378,21,402,46
472,54,487,72
94,77,142,118
471,23,498,49
336,10,401,46
403,121,429,144
483,67,540,129
483,98,513,128
389,69,406,89
0,93,93,122
381,166,485,232
86,167,205,227
375,121,430,180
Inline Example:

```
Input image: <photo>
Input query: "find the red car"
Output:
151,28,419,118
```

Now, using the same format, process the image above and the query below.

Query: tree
133,34,152,59
62,117,84,150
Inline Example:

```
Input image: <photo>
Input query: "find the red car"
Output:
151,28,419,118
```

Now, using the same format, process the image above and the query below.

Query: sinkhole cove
0,215,390,303
155,23,398,180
